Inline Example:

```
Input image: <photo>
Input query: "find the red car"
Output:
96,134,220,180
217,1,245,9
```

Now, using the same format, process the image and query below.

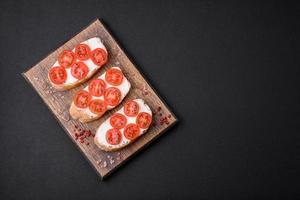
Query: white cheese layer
82,37,106,52
76,67,131,118
95,99,152,149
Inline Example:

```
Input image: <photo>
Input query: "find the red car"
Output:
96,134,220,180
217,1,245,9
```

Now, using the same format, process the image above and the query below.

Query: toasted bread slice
70,67,131,123
94,99,152,152
48,37,107,90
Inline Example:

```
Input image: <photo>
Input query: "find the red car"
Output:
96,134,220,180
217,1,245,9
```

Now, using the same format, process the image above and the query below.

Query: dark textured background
0,0,299,199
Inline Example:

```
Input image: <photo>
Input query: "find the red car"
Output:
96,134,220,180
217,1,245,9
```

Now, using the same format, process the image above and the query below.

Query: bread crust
94,136,126,152
69,103,104,123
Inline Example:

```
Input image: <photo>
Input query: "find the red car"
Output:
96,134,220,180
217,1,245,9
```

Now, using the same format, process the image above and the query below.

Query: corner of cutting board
21,70,32,84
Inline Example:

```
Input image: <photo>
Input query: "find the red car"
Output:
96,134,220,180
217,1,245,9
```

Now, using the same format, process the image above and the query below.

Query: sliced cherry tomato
136,112,152,129
74,90,92,108
124,123,140,140
90,48,107,66
124,100,140,117
105,68,123,86
75,44,91,61
88,99,107,115
71,61,89,80
104,87,121,106
110,113,127,129
58,50,76,68
88,79,106,97
106,128,122,145
49,66,67,85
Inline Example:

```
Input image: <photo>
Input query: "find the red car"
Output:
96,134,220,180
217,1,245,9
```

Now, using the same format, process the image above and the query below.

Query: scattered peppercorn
73,125,94,146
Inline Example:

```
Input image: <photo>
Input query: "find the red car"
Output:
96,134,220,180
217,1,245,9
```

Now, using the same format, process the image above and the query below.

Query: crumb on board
96,160,102,165
102,161,107,168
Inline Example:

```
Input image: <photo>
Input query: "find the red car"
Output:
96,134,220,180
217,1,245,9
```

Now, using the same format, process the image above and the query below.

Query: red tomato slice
136,112,152,129
90,48,107,66
105,68,123,86
49,66,67,85
75,44,90,61
88,99,107,115
106,128,122,145
74,90,92,108
58,50,76,68
110,113,127,129
124,123,140,140
88,79,106,97
71,61,89,80
124,100,140,117
104,87,121,106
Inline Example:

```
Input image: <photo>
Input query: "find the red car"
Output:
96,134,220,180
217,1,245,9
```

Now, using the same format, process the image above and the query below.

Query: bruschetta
94,99,152,151
69,67,131,123
48,37,108,90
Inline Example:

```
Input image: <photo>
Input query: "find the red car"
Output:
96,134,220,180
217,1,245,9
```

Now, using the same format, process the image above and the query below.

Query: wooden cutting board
22,19,178,179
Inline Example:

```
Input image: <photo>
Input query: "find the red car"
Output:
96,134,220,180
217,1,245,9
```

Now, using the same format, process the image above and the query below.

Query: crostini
94,99,152,152
48,37,108,90
69,67,131,123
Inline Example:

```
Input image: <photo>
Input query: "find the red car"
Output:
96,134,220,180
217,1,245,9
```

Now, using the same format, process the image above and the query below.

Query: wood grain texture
22,19,178,179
